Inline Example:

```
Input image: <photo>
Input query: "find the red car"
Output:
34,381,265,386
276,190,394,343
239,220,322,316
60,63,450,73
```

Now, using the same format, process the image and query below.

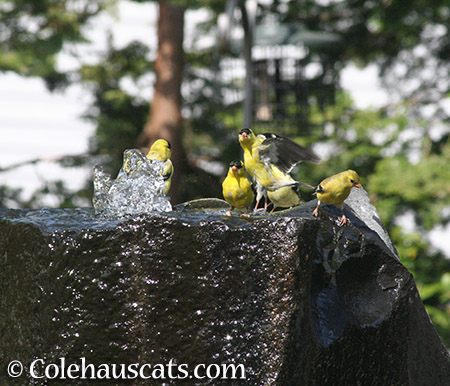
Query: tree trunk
138,2,186,203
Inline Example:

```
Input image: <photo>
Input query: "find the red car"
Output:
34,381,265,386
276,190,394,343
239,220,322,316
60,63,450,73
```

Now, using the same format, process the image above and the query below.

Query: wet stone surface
0,196,449,385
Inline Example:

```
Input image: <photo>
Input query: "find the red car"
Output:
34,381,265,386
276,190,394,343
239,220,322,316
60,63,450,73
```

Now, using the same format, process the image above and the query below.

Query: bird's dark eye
350,179,355,183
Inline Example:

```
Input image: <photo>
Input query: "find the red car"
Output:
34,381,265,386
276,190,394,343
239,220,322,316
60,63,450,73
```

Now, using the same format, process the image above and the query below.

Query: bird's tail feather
269,180,315,191
294,181,315,189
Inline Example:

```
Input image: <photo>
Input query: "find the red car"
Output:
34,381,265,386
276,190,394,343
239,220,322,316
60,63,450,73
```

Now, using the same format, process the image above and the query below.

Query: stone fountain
0,188,449,385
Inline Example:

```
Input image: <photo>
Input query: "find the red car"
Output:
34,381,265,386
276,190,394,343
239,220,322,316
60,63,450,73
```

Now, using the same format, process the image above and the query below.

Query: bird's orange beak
354,183,361,189
241,132,248,140
231,166,238,173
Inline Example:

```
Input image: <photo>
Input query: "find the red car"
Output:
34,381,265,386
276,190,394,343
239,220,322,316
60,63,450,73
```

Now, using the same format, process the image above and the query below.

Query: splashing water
93,149,172,217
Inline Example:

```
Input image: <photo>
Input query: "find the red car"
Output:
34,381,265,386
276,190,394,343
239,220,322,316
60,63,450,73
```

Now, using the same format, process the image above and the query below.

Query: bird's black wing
257,133,321,174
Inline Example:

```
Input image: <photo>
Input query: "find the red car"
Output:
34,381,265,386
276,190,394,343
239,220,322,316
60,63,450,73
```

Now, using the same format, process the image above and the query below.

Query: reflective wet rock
0,198,449,385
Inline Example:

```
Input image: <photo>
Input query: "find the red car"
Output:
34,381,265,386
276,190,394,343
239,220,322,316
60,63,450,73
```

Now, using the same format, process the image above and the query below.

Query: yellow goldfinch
146,139,173,196
267,186,301,213
238,128,319,210
267,168,301,212
222,160,255,216
312,170,361,226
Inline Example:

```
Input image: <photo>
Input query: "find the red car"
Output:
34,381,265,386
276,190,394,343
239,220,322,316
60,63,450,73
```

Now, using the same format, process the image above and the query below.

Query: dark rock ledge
0,189,449,385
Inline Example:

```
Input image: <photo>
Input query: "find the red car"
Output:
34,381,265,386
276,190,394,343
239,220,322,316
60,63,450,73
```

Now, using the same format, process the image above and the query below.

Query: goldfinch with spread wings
312,170,361,226
146,139,173,196
222,160,255,216
238,128,320,210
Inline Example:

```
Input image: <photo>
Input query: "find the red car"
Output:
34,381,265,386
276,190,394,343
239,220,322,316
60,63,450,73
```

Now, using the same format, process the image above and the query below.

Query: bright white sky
0,1,447,254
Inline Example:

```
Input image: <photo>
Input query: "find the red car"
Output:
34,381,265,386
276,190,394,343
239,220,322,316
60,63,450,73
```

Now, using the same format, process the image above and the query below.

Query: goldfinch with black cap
222,160,255,216
238,128,319,210
312,170,361,226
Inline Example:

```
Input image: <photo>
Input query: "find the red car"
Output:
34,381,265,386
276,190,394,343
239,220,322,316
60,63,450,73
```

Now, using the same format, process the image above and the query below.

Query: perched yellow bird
146,139,173,196
222,160,255,216
238,128,320,210
312,170,361,226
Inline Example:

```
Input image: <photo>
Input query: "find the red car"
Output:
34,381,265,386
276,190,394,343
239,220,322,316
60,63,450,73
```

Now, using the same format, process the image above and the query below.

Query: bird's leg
254,185,266,212
269,206,276,214
240,206,252,217
312,202,320,217
339,210,347,226
263,196,269,211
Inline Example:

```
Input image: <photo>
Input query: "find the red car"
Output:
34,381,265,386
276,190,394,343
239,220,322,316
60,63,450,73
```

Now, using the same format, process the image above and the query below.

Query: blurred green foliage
0,0,449,345
81,40,153,171
0,0,110,89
